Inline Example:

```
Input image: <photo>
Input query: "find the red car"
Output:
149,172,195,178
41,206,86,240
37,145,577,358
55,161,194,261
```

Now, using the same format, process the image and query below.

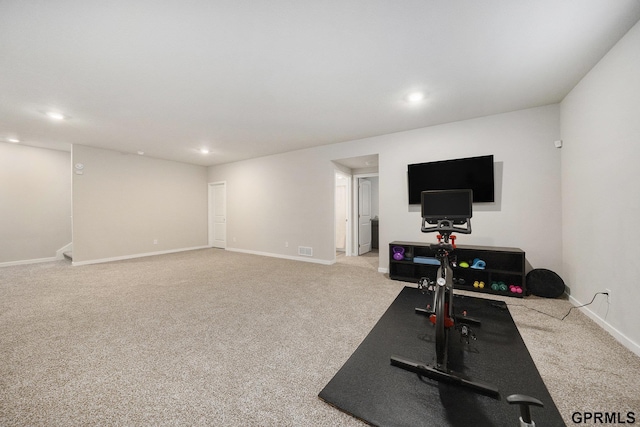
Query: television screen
421,189,473,221
408,155,494,204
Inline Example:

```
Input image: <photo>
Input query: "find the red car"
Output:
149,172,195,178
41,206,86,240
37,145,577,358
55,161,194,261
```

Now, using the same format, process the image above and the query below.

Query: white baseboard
56,242,73,260
378,267,388,274
226,248,334,265
71,246,210,266
0,256,58,268
1,242,74,267
568,294,640,358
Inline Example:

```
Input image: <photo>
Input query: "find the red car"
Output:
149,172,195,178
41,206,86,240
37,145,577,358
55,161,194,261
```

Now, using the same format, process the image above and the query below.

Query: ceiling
334,154,379,171
2,1,640,167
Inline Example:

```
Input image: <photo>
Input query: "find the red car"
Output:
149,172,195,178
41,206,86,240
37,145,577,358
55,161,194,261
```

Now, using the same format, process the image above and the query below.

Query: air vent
298,246,313,257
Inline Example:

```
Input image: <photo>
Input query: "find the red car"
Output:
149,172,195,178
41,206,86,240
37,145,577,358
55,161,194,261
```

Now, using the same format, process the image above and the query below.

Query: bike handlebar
421,218,472,235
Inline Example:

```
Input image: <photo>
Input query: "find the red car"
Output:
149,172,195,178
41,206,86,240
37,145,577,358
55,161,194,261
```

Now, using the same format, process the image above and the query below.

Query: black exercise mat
319,287,565,426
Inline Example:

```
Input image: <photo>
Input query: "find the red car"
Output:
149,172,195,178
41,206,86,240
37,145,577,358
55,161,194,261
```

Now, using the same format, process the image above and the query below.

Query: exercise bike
390,189,499,398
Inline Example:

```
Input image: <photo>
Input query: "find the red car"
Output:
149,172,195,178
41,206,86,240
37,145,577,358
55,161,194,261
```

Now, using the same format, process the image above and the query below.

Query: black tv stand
389,241,526,297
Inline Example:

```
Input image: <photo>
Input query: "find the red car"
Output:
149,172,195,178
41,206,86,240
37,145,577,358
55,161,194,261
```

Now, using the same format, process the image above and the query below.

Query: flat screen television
408,155,494,204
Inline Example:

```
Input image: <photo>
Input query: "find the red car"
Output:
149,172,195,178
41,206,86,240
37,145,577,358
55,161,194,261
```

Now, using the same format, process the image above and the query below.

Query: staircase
57,243,73,262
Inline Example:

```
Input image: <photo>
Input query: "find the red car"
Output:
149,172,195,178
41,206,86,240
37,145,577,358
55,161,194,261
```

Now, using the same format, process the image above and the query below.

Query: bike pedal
415,307,434,316
458,325,477,344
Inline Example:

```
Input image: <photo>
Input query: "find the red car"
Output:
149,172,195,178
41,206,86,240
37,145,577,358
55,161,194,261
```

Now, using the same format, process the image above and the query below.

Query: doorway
354,175,379,257
332,155,379,262
208,182,227,248
335,171,351,256
357,178,372,255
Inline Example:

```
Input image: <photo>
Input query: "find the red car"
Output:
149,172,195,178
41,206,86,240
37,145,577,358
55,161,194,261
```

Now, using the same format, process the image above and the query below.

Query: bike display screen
421,189,473,220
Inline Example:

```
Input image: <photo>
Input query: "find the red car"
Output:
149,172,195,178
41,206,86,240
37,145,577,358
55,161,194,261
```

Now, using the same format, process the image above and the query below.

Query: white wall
374,105,562,273
208,148,336,262
0,143,71,265
72,145,209,264
560,20,640,354
209,104,562,274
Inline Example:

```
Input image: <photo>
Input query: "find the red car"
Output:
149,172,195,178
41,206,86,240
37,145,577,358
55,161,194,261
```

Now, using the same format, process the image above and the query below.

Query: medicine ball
526,269,565,298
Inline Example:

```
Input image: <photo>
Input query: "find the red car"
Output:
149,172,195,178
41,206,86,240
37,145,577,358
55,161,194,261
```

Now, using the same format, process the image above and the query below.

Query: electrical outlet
285,241,288,247
605,288,611,303
153,239,158,245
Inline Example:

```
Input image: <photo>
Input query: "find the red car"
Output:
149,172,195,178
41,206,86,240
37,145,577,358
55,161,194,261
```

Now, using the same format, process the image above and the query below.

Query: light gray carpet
1,249,639,426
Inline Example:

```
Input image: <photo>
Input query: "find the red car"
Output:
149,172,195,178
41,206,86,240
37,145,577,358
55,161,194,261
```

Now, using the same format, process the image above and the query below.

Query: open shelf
389,241,526,298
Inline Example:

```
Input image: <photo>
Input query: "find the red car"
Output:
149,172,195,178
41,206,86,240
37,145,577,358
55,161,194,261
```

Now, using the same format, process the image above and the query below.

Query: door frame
352,172,378,256
334,170,352,257
208,181,227,248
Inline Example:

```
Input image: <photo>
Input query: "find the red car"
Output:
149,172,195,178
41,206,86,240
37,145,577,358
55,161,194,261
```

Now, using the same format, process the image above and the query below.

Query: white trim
71,246,210,266
378,267,388,274
334,170,352,261
1,242,75,267
568,294,640,357
56,242,73,259
0,256,58,268
226,247,334,265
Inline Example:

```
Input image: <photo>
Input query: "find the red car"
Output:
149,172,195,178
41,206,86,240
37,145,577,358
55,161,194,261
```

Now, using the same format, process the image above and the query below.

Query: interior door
208,182,226,248
335,182,347,251
358,179,372,255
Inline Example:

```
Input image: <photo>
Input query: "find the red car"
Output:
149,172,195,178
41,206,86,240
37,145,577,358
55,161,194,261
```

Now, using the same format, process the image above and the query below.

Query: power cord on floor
501,291,608,321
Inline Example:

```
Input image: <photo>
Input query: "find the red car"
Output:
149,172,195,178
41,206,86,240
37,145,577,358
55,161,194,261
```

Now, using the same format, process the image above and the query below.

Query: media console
389,241,526,297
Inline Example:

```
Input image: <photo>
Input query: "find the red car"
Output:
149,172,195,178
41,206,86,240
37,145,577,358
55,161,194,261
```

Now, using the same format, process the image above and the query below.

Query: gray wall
208,148,336,262
71,145,209,264
560,20,640,353
208,104,562,275
0,143,71,264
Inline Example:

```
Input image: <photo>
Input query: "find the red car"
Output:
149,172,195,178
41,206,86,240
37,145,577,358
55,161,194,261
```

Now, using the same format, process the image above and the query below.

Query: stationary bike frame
391,190,545,421
428,231,458,370
390,217,500,398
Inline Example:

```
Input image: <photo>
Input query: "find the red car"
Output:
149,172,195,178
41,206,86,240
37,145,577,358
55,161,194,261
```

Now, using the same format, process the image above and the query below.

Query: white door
358,179,372,255
335,183,347,251
335,171,352,254
208,182,226,248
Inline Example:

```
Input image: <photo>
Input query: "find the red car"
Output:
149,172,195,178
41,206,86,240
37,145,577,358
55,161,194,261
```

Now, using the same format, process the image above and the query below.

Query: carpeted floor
1,249,639,426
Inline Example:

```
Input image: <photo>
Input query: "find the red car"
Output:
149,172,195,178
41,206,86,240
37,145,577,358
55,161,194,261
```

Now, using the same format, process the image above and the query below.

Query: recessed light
46,111,66,120
137,151,145,155
8,138,20,143
200,148,210,154
407,92,425,103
